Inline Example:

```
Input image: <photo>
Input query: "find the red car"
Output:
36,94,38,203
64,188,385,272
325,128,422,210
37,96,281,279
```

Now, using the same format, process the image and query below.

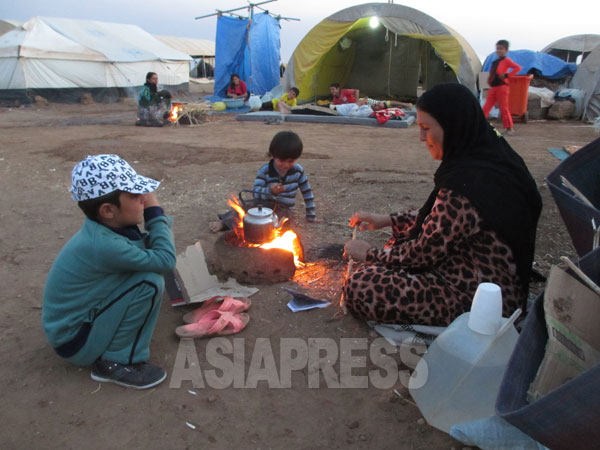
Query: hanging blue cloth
214,12,281,97
214,15,249,98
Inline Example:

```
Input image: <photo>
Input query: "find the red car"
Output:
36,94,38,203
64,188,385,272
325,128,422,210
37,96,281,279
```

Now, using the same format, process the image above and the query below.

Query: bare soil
0,85,595,450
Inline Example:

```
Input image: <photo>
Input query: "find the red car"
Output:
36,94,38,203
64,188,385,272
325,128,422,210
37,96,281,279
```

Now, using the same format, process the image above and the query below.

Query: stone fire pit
206,231,300,284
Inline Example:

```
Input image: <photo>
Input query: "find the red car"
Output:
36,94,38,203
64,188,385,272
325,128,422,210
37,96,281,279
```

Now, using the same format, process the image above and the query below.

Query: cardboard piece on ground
174,242,259,305
528,265,600,401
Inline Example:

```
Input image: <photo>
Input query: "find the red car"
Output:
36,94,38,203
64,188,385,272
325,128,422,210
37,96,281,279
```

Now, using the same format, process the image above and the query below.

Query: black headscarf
144,81,157,94
414,83,542,292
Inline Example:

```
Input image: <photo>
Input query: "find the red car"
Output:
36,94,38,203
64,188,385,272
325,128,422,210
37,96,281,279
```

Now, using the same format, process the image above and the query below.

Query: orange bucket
508,75,533,122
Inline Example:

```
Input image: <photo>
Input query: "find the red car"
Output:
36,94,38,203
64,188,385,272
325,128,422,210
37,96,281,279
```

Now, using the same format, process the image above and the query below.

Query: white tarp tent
571,45,600,122
0,19,21,36
542,34,600,63
153,35,215,58
154,34,215,78
0,16,192,102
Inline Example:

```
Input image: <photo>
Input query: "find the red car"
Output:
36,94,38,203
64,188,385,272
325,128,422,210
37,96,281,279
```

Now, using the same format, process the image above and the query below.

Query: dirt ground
0,84,596,450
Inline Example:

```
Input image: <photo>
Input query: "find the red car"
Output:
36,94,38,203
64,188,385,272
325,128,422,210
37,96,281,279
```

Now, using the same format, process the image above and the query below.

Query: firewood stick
340,226,359,314
560,256,600,296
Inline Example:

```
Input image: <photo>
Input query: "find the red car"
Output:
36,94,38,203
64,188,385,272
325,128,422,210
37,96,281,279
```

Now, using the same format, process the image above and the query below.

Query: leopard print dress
343,188,526,326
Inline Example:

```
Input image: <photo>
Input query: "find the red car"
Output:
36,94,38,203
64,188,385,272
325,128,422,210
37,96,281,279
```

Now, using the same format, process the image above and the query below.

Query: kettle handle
238,189,277,210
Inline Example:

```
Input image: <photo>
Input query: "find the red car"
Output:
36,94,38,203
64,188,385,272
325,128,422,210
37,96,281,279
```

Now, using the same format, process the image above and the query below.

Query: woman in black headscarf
136,72,172,127
343,83,542,326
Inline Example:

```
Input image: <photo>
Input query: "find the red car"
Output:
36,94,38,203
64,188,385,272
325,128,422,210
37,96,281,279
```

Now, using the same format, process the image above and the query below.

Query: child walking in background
43,154,176,389
210,130,317,232
482,40,522,135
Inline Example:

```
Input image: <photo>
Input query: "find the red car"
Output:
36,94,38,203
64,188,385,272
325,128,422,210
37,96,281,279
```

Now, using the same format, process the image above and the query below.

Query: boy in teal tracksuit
42,154,176,389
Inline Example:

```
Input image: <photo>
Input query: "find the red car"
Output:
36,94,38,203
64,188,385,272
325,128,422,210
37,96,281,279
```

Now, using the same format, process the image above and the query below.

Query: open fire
167,104,182,122
226,196,305,268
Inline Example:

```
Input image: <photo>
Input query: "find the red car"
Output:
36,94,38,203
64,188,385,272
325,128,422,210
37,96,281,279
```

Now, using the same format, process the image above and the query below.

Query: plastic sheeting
214,12,280,97
482,50,577,80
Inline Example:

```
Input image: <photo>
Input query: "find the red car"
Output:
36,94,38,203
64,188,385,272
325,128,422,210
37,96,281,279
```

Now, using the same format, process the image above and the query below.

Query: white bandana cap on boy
70,154,160,201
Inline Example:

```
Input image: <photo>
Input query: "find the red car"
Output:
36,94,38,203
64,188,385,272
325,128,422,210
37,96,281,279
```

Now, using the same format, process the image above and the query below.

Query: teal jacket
42,214,176,348
138,85,171,108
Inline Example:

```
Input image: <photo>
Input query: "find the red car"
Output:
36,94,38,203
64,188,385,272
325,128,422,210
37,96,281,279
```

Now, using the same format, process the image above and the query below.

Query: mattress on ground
236,111,415,128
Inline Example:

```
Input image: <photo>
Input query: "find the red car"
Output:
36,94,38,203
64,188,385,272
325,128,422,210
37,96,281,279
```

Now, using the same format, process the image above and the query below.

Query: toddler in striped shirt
209,130,317,232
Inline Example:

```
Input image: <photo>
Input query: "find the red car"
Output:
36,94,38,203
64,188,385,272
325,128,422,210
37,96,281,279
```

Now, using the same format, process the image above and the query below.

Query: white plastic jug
408,283,521,434
248,94,262,111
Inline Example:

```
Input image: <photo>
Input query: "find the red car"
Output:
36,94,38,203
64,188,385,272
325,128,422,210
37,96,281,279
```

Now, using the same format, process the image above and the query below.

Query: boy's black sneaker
91,359,167,389
135,119,147,126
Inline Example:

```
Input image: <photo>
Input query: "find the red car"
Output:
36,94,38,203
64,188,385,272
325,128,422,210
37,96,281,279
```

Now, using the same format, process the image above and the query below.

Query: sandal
182,296,251,324
175,310,250,338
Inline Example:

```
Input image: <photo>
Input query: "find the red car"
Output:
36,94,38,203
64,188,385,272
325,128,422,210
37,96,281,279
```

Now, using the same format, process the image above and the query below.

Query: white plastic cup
468,283,503,335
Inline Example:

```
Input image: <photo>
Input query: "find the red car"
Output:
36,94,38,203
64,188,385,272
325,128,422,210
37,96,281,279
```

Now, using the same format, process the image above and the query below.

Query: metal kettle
243,205,281,244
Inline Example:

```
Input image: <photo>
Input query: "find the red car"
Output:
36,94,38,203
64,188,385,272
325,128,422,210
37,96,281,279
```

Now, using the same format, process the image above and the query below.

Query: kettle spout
274,214,288,229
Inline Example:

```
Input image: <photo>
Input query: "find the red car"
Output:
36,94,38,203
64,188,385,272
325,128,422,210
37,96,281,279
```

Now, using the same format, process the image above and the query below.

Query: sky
2,0,599,63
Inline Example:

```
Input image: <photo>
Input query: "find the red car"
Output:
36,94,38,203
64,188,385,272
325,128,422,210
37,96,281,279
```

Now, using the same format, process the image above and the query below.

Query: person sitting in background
330,82,359,105
343,83,542,326
260,87,299,114
136,72,172,127
226,74,248,100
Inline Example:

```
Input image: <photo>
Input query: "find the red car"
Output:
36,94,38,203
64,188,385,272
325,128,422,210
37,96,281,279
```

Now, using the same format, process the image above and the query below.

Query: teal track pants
67,272,164,366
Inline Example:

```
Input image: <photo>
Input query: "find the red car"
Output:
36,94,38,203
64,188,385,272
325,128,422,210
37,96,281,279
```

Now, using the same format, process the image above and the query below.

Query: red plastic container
508,75,533,123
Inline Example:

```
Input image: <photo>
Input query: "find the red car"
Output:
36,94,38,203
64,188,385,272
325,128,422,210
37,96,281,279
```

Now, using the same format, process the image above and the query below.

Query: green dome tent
283,2,481,103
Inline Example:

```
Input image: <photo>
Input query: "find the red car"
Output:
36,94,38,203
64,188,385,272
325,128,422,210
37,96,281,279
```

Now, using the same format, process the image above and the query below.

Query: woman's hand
344,239,372,262
349,212,392,231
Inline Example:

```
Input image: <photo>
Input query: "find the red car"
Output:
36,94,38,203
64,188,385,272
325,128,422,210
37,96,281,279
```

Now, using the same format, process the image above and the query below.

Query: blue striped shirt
253,160,316,219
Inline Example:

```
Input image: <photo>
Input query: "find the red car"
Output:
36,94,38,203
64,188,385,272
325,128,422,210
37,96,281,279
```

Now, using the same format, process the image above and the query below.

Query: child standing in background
482,40,522,135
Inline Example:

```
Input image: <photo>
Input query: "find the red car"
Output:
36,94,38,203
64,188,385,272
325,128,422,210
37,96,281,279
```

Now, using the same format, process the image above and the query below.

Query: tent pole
387,33,393,97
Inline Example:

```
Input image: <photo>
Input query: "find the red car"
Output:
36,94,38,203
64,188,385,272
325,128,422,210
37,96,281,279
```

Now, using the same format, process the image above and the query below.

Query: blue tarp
483,50,577,80
214,12,280,97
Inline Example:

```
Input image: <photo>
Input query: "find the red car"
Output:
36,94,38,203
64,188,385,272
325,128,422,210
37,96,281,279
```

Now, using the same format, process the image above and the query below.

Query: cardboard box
528,265,600,401
171,242,258,306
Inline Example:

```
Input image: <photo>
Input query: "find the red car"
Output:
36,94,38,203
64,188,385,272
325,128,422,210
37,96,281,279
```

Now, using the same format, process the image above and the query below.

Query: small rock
417,418,426,425
347,420,359,429
80,93,95,105
34,95,48,106
547,99,575,120
118,97,138,107
207,394,217,403
359,434,368,441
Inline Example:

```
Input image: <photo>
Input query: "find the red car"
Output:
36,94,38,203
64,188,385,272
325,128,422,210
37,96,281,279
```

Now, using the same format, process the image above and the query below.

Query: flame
227,196,246,241
225,195,304,268
168,105,181,122
260,230,304,268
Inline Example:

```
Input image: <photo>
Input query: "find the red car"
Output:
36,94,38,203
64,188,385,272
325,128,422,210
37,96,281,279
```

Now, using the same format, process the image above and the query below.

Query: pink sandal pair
175,296,251,339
